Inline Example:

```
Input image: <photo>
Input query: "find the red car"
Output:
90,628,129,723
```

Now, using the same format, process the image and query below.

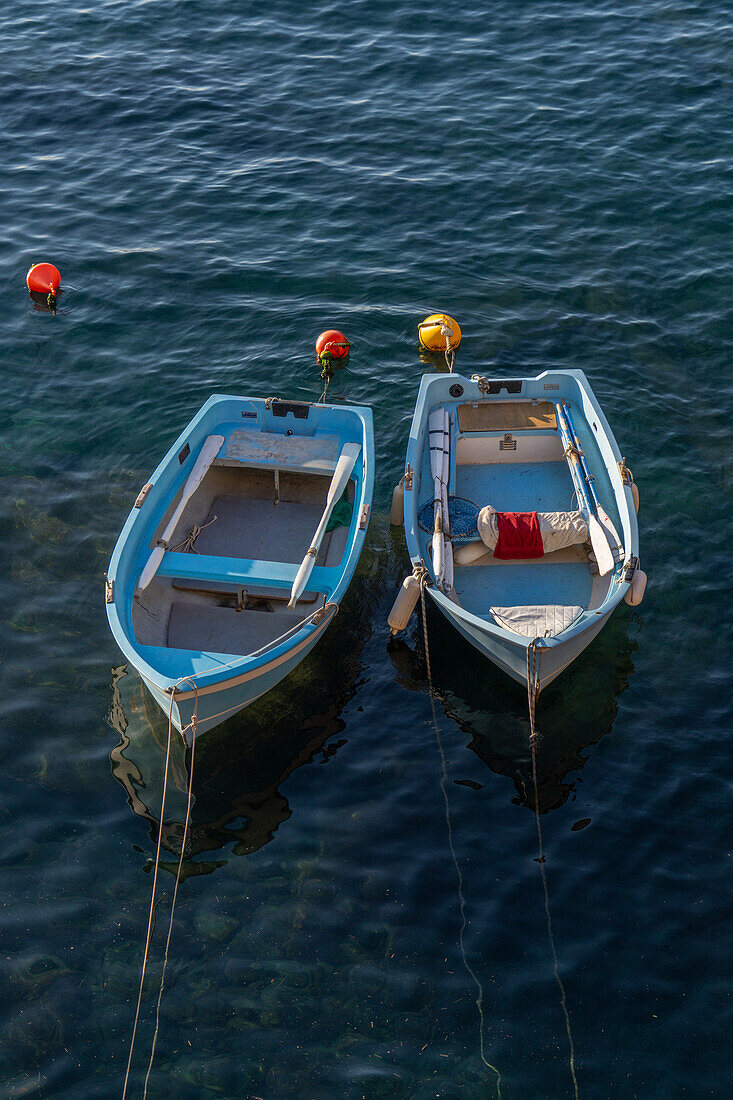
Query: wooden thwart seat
156,551,336,593
457,401,557,432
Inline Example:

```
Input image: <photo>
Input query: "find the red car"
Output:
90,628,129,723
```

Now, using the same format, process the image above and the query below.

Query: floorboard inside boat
452,559,593,614
454,460,576,513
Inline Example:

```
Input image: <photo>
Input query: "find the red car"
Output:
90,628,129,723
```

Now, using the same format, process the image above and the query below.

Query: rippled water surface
2,2,732,1097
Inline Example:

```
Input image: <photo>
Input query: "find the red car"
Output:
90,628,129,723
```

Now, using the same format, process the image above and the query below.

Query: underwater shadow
107,562,383,872
388,600,638,814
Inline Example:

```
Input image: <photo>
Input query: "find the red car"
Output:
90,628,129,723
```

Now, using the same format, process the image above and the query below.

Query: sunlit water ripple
1,1,731,1097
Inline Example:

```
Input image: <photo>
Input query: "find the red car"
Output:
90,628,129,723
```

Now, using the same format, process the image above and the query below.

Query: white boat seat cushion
477,507,588,554
490,604,584,638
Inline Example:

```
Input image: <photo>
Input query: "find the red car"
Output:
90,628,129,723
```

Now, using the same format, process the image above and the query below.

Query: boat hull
430,590,613,692
141,608,334,743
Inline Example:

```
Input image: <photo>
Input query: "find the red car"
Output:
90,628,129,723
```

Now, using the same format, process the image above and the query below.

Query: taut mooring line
527,640,580,1100
121,689,176,1099
142,684,199,1098
419,582,503,1098
121,678,198,1100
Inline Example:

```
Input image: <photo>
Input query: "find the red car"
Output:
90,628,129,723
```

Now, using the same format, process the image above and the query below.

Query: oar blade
138,546,165,592
137,433,225,592
589,514,615,576
288,441,362,607
596,504,623,561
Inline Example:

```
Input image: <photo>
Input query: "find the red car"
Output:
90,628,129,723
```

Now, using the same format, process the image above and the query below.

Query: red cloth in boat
494,511,544,559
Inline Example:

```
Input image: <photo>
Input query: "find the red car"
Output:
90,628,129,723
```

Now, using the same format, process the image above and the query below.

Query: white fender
624,567,647,606
390,480,405,526
388,574,421,634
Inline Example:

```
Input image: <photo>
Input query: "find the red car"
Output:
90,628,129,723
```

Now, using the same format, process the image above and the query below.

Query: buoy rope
526,640,580,1100
418,578,502,1098
318,370,331,404
142,682,199,1098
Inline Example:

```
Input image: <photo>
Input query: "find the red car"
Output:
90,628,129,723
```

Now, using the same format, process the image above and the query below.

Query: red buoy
27,262,61,295
315,329,350,365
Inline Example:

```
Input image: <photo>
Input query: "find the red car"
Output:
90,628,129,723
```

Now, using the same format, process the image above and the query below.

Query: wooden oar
562,401,623,561
428,407,446,585
138,434,225,591
288,442,361,608
441,408,454,591
555,404,615,577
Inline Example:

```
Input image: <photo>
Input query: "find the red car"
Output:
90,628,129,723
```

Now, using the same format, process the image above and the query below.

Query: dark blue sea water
2,2,732,1097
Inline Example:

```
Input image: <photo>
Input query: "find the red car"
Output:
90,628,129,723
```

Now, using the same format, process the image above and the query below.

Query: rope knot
413,563,431,588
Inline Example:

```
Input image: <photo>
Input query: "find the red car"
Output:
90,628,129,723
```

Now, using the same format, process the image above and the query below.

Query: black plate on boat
271,401,310,419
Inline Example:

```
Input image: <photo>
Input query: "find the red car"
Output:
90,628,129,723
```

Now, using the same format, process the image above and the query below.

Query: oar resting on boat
288,442,362,608
138,434,225,591
555,404,615,577
561,401,623,563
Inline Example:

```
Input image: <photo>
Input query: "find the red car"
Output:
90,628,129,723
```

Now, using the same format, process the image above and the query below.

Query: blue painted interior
453,561,593,613
455,456,577,513
106,394,375,696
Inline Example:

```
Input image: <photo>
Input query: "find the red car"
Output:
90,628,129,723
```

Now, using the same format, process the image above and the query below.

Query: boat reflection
107,578,376,867
388,604,637,814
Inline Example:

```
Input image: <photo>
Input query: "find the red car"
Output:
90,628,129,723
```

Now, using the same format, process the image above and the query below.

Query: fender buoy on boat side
390,480,405,526
624,565,647,606
388,574,421,634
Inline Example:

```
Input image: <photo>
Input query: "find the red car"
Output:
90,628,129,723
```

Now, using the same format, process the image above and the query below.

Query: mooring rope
142,681,199,1097
419,579,502,1098
526,639,580,1100
121,686,177,1100
121,678,199,1100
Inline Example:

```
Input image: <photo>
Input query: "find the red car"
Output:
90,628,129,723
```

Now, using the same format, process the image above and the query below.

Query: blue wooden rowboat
400,370,641,692
106,395,374,741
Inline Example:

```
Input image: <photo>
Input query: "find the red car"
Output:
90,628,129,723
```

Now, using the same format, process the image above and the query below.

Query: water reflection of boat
107,556,378,862
388,604,637,813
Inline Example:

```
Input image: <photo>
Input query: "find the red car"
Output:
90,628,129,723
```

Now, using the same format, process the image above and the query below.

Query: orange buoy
27,262,61,295
316,329,350,365
418,313,461,352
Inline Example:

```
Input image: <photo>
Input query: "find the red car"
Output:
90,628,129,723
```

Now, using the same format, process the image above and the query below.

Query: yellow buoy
418,313,461,352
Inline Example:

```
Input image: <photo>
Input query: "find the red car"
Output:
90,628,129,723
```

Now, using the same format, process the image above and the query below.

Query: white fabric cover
490,604,584,638
477,506,588,554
